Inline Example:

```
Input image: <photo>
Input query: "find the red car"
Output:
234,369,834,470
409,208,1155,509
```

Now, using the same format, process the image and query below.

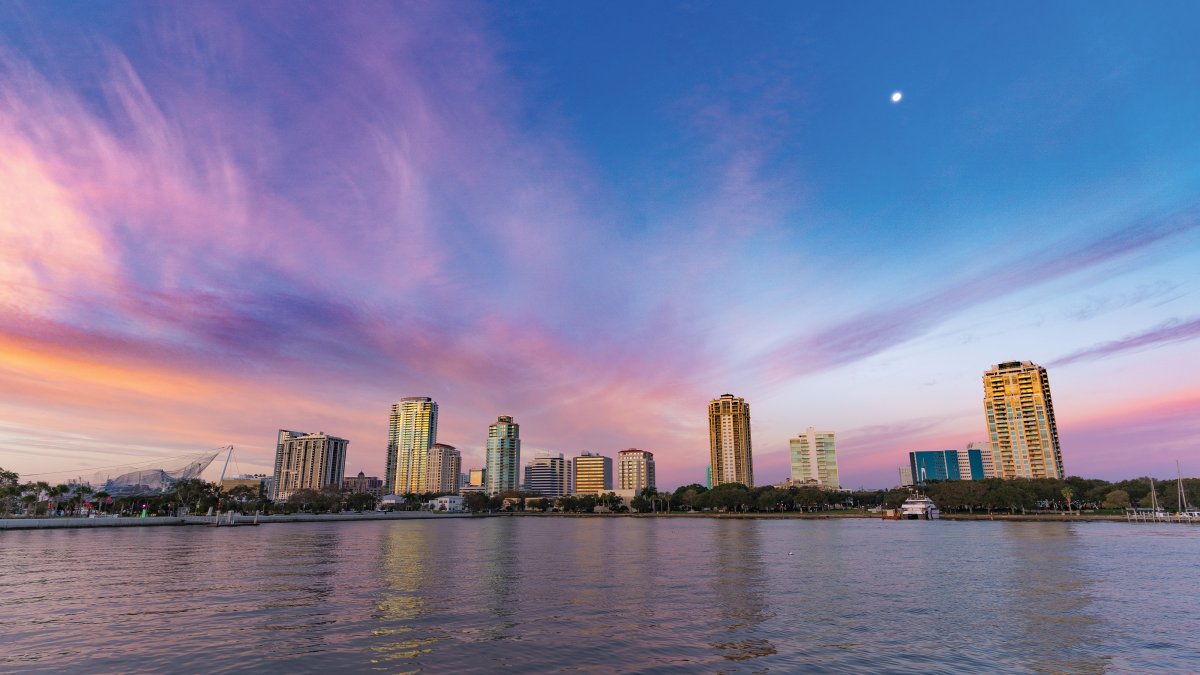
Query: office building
789,427,840,489
983,361,1064,479
343,471,385,497
618,449,656,493
573,452,613,494
708,394,754,487
899,465,914,488
909,448,985,485
485,416,520,495
461,467,486,495
524,453,567,497
386,397,439,495
968,441,997,478
271,430,348,501
221,474,268,495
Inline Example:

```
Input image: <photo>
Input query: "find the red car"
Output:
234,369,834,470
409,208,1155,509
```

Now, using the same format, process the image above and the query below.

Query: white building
425,495,465,512
789,427,840,489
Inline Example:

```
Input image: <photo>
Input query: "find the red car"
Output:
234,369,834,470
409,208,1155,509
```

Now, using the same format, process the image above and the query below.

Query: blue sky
0,1,1198,488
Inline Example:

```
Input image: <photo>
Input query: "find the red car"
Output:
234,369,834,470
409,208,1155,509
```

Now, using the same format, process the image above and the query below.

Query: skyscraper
386,397,439,495
573,452,613,494
983,361,1064,479
271,430,348,502
426,443,461,494
618,449,656,493
524,452,567,497
789,427,839,489
485,415,520,495
708,394,753,487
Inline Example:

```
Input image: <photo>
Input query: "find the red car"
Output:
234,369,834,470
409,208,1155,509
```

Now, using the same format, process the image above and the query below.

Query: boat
899,493,940,520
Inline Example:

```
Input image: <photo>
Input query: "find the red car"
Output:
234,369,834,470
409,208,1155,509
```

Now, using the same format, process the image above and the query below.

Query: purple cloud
1049,316,1200,367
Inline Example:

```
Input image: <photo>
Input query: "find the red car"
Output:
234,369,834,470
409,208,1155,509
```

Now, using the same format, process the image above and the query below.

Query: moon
891,91,903,103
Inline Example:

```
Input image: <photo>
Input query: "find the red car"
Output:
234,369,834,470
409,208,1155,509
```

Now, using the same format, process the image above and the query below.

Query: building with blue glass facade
909,448,985,485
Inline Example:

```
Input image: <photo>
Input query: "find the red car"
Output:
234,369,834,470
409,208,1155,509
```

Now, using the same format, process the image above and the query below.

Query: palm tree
93,491,110,514
1061,486,1075,515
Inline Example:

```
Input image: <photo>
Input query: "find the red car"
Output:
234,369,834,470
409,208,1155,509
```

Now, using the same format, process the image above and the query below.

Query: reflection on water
1,519,1198,673
999,523,1106,674
708,520,776,662
374,520,433,666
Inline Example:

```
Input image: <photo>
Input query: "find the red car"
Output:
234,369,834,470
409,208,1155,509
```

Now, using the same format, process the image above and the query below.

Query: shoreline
0,510,1166,530
0,512,476,530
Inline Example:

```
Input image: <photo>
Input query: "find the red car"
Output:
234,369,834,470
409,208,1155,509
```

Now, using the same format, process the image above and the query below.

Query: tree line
4,465,1197,517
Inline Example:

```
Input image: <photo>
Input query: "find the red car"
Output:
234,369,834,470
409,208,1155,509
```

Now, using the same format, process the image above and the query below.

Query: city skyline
3,3,1200,489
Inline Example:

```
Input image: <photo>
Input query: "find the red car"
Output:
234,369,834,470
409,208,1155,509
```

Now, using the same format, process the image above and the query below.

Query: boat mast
1150,477,1159,512
1179,461,1190,512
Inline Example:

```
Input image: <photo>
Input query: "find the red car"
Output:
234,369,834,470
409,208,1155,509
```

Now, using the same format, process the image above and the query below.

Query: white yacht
899,494,940,520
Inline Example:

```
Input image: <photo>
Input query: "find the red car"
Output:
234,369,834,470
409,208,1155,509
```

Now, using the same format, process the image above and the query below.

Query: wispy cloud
757,207,1200,380
1049,316,1200,367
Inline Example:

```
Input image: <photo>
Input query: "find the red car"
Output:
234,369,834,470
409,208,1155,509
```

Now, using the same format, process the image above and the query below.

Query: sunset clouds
2,2,1199,487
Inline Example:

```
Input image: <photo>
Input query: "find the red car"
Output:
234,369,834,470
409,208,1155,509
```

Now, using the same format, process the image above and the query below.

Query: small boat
899,494,940,520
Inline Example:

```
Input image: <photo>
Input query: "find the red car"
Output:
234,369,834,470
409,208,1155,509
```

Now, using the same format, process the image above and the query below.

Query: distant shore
0,511,475,530
505,511,1135,522
1,510,1165,531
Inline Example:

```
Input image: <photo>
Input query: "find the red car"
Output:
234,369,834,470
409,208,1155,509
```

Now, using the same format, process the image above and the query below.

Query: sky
2,1,1199,490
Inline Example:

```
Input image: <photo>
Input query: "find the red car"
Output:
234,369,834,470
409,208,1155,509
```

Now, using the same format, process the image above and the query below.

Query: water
1,518,1197,673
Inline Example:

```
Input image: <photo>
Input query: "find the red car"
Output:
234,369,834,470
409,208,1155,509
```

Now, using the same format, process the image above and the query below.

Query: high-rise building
485,416,520,495
909,448,985,485
573,452,613,494
968,441,997,478
386,397,438,495
899,465,914,488
524,453,567,497
617,449,656,493
789,427,839,489
427,443,461,494
708,394,753,487
271,430,348,502
983,361,1064,479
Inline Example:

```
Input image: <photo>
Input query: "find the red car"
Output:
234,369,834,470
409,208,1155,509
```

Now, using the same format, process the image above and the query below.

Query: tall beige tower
708,394,753,487
386,397,438,495
983,361,1064,479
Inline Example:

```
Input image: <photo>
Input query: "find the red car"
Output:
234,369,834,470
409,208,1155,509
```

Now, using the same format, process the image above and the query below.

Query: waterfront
1,519,1197,673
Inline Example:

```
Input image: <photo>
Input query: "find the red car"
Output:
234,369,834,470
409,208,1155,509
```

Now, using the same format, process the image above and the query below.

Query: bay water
1,517,1197,673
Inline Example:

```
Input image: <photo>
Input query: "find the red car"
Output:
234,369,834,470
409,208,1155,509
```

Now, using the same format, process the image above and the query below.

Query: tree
464,492,489,513
288,489,322,512
1061,486,1075,514
1103,489,1130,509
344,491,377,512
0,467,18,516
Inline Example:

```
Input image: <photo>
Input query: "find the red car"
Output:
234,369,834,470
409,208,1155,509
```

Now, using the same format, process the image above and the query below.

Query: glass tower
789,427,839,489
485,415,520,495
